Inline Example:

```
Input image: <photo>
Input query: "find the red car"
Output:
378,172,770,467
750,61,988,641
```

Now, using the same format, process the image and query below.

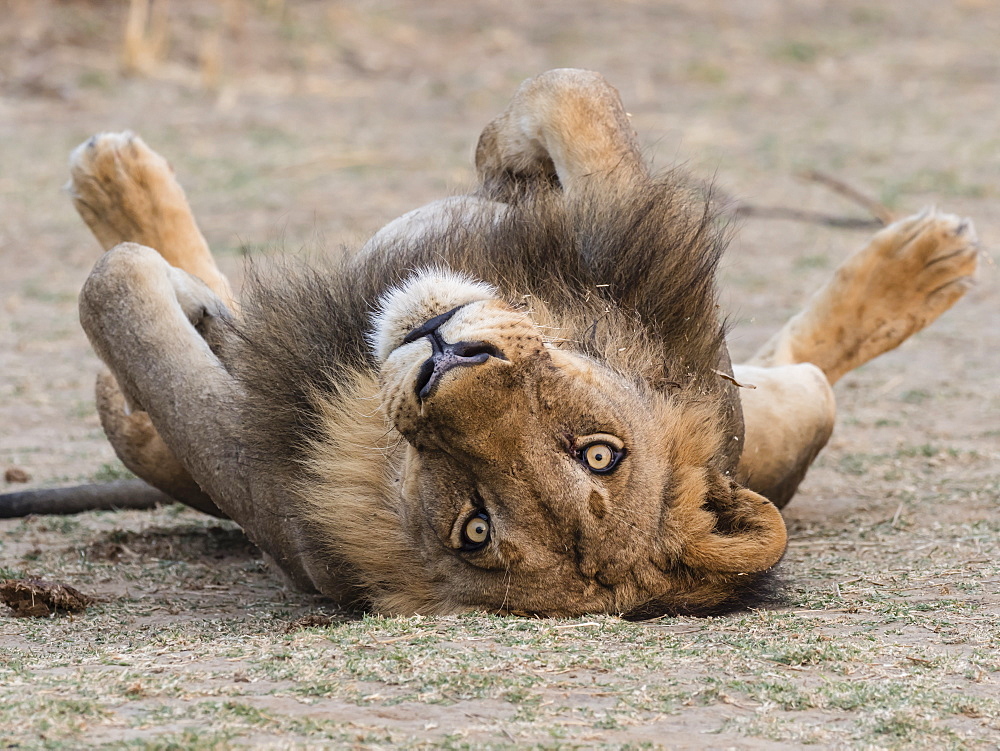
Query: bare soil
1,1,997,748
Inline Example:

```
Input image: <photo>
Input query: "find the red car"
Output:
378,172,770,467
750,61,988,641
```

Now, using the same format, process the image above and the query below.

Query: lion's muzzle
404,306,507,399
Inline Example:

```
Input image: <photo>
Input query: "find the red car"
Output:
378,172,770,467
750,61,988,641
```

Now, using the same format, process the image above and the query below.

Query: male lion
63,69,976,617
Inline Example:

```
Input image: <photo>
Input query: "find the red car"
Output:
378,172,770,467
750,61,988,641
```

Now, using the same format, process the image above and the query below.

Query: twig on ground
368,630,434,645
733,169,896,229
0,480,169,518
733,204,884,229
798,169,896,225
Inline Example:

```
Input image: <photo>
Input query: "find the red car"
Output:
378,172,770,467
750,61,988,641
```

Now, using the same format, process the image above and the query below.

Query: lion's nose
414,337,506,400
402,305,464,345
406,309,506,399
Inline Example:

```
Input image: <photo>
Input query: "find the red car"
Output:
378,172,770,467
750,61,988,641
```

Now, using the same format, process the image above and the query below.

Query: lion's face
372,271,787,616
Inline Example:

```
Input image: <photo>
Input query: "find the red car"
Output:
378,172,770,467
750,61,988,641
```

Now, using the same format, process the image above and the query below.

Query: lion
52,69,977,617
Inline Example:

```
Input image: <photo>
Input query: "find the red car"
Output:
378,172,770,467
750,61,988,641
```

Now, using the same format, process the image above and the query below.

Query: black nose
406,310,505,399
402,306,464,345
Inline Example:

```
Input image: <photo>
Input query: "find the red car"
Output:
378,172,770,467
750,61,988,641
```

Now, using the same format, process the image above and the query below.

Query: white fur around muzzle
369,269,498,363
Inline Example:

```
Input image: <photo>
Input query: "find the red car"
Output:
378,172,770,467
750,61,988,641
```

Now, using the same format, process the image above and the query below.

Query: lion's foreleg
735,210,978,507
79,243,320,589
733,363,836,509
95,369,225,516
748,211,978,384
79,245,249,514
69,131,245,515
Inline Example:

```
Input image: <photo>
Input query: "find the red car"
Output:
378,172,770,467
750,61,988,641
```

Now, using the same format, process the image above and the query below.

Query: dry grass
1,500,997,747
1,1,998,747
121,0,169,76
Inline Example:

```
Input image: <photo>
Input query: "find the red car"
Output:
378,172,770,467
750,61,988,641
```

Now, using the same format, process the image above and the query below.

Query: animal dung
0,578,92,617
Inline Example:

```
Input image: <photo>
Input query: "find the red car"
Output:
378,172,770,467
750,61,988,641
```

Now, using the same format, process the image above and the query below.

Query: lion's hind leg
68,131,235,308
69,132,236,513
474,68,646,195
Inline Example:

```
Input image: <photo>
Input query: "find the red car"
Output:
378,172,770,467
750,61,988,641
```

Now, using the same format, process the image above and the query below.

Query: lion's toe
763,209,980,384
907,210,977,260
69,131,141,185
70,130,172,186
846,211,979,370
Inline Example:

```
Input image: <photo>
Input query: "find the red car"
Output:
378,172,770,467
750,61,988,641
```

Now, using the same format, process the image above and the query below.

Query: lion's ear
673,471,787,574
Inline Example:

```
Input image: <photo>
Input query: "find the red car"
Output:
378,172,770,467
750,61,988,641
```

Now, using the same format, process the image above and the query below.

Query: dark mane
227,169,740,479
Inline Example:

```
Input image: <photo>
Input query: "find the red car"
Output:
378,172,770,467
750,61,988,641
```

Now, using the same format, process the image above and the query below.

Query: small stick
733,169,895,229
714,369,756,389
733,204,883,229
0,480,169,518
798,169,896,225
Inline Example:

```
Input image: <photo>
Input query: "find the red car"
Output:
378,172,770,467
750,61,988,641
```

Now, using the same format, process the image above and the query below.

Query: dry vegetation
1,1,998,748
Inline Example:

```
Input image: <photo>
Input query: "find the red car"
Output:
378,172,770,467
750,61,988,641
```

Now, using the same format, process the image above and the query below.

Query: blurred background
1,0,997,516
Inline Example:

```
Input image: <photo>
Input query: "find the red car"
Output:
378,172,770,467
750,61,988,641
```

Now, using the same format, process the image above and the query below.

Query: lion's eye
577,439,624,474
461,512,491,549
583,443,615,470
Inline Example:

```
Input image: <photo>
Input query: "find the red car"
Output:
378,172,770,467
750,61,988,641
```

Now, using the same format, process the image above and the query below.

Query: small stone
4,467,30,483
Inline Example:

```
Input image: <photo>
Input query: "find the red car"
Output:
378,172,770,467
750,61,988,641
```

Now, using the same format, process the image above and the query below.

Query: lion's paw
823,210,978,378
67,131,187,252
764,210,979,384
849,209,978,326
858,210,979,302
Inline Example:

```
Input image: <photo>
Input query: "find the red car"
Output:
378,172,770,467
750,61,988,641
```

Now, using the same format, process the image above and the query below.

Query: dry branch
122,0,170,75
0,480,170,518
732,204,884,229
733,170,896,229
798,169,896,225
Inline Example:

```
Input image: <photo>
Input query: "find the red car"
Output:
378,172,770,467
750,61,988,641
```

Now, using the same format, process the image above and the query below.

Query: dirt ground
1,1,998,748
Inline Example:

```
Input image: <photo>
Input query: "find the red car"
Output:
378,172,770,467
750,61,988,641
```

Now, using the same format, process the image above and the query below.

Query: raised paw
68,132,235,307
68,132,187,251
858,209,978,304
752,210,979,383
